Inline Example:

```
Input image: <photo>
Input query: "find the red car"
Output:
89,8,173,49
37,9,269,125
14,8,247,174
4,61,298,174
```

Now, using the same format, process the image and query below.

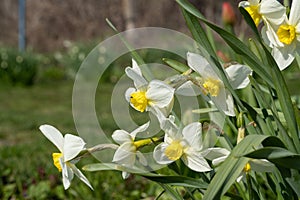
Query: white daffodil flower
206,147,275,182
236,158,275,182
153,118,212,172
263,0,300,70
125,59,175,113
39,124,93,190
112,122,149,179
238,0,286,27
187,52,252,116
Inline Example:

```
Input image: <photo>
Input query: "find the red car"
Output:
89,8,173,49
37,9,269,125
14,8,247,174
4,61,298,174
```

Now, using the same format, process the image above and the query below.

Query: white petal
260,0,286,25
289,0,300,25
62,162,74,190
153,143,174,164
187,52,218,79
182,122,202,150
136,151,148,166
130,121,150,140
181,152,212,172
236,173,245,183
152,107,175,131
122,171,130,179
238,1,250,8
63,134,86,162
249,159,275,172
212,155,228,166
70,164,93,190
224,91,235,116
146,80,174,108
125,87,136,102
125,67,148,89
131,59,142,76
39,125,64,152
225,64,252,89
62,174,71,190
112,142,136,166
175,81,202,96
112,130,132,145
272,46,295,70
262,22,284,47
204,147,230,161
211,87,235,116
248,0,259,5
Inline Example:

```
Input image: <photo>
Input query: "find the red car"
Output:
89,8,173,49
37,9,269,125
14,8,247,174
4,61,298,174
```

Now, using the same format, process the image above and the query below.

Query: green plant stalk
249,76,296,151
246,172,253,200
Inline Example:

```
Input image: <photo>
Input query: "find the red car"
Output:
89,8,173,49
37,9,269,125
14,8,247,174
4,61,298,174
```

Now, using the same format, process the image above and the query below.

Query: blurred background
0,0,248,52
0,0,251,199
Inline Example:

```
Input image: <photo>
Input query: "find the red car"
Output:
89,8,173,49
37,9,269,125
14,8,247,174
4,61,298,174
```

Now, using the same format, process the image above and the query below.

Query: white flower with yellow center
112,122,150,179
263,0,300,70
206,147,275,182
153,120,212,172
187,52,252,116
39,125,93,190
125,59,175,113
239,0,286,27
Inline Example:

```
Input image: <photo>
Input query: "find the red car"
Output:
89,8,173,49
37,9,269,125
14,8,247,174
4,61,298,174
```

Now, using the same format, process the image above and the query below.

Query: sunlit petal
125,67,148,89
181,152,212,172
39,125,64,152
187,52,218,79
63,134,86,161
272,45,295,70
153,143,174,165
112,142,136,166
130,121,150,140
225,64,252,89
289,0,300,25
146,80,174,108
112,130,132,145
182,122,202,150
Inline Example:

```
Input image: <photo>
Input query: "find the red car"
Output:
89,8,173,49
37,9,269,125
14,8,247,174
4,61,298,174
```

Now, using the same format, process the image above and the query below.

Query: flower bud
222,2,236,26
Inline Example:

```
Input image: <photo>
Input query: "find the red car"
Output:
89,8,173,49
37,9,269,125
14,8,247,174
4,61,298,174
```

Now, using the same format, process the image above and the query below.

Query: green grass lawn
0,80,162,200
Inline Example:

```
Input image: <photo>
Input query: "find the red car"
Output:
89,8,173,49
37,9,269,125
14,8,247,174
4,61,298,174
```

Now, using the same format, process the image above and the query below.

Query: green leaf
238,7,260,40
242,147,296,159
181,8,216,58
143,175,208,189
203,134,270,199
162,58,190,73
105,18,154,81
259,44,300,153
176,0,274,88
159,184,184,200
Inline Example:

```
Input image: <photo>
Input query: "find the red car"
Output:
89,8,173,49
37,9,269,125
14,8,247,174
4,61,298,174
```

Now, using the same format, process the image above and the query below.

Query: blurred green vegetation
0,80,167,199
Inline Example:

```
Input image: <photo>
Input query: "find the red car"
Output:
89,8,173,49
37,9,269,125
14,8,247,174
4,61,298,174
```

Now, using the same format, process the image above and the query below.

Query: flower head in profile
112,122,151,179
153,114,212,172
125,59,175,113
263,0,300,70
187,52,252,116
239,0,286,27
39,125,93,190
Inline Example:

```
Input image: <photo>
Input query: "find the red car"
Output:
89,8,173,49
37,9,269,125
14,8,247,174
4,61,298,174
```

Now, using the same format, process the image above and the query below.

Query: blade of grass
106,18,154,81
